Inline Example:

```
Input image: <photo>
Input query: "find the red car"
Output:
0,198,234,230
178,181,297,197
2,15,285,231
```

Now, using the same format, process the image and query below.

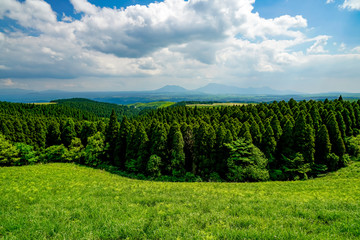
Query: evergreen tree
13,119,25,143
336,112,346,138
315,124,331,166
105,109,119,164
277,119,294,157
34,119,46,149
262,120,276,159
150,123,168,164
239,121,252,143
342,109,353,136
80,121,97,146
181,123,195,173
61,118,76,147
169,130,185,174
84,132,105,166
114,116,131,168
250,121,262,147
293,111,315,165
125,123,149,173
326,112,346,158
46,120,61,147
225,138,269,182
270,115,282,142
310,105,322,133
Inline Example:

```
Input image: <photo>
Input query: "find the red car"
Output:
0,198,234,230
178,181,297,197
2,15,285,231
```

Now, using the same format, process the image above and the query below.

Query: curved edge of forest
1,97,360,182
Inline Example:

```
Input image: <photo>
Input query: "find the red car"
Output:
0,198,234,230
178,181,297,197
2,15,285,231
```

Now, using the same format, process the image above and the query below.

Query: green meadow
127,101,176,109
1,162,360,239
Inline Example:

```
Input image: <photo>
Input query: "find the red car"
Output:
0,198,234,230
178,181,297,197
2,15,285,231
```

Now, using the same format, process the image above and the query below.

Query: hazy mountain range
153,83,301,95
0,83,356,104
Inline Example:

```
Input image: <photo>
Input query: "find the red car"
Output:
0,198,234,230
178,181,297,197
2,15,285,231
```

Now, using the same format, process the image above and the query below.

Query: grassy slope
1,163,360,239
127,101,175,108
186,103,250,107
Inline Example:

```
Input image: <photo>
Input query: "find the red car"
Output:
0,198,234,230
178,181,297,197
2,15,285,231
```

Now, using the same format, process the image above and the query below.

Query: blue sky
0,0,360,92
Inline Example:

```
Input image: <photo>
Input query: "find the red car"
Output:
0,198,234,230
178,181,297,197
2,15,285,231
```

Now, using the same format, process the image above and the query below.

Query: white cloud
339,43,346,51
0,0,359,92
352,46,360,53
341,0,360,10
0,0,57,30
1,78,15,86
326,0,335,3
307,36,330,54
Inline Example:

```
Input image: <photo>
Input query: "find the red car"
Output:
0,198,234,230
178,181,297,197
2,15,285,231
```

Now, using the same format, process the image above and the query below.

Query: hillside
1,163,359,239
127,101,176,109
195,83,301,95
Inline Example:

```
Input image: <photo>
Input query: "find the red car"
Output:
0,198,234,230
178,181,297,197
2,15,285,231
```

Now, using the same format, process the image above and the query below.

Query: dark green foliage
293,111,315,164
150,122,168,163
225,138,269,182
41,145,68,163
342,109,353,136
326,112,346,158
33,120,46,149
64,138,84,163
250,121,262,146
0,134,20,166
169,129,185,174
53,98,141,119
181,123,195,173
345,135,360,158
114,116,131,168
239,121,252,142
336,112,346,138
262,120,276,159
270,115,282,142
105,109,119,164
315,124,332,166
147,154,162,177
15,143,39,165
1,98,360,182
61,118,76,147
282,153,311,180
125,123,149,173
80,121,97,146
277,119,294,159
84,132,105,167
46,120,61,147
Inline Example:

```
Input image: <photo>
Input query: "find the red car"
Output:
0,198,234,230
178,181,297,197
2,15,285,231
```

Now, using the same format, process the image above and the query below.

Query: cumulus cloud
341,0,360,10
1,78,15,86
307,36,330,54
353,46,360,53
0,0,359,92
0,0,57,31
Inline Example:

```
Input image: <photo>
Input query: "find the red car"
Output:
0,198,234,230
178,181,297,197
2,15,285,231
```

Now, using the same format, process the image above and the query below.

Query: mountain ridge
194,83,301,95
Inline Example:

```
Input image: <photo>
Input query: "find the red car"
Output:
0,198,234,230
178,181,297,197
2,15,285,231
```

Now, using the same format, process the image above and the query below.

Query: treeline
1,97,360,182
0,101,106,149
0,101,98,120
100,97,360,181
53,98,143,119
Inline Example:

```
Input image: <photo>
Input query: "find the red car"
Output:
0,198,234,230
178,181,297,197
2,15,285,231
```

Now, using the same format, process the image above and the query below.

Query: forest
1,97,360,182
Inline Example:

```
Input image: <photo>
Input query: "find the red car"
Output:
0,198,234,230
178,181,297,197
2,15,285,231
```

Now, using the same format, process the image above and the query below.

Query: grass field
186,103,250,107
1,162,360,239
127,101,175,108
30,102,57,105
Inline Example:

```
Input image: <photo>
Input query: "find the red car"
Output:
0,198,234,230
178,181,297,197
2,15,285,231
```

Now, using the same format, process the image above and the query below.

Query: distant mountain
196,83,301,95
0,88,35,95
153,85,189,93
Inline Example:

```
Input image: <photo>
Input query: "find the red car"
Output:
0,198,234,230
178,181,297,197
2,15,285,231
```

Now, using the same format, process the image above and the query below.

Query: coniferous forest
1,97,360,182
